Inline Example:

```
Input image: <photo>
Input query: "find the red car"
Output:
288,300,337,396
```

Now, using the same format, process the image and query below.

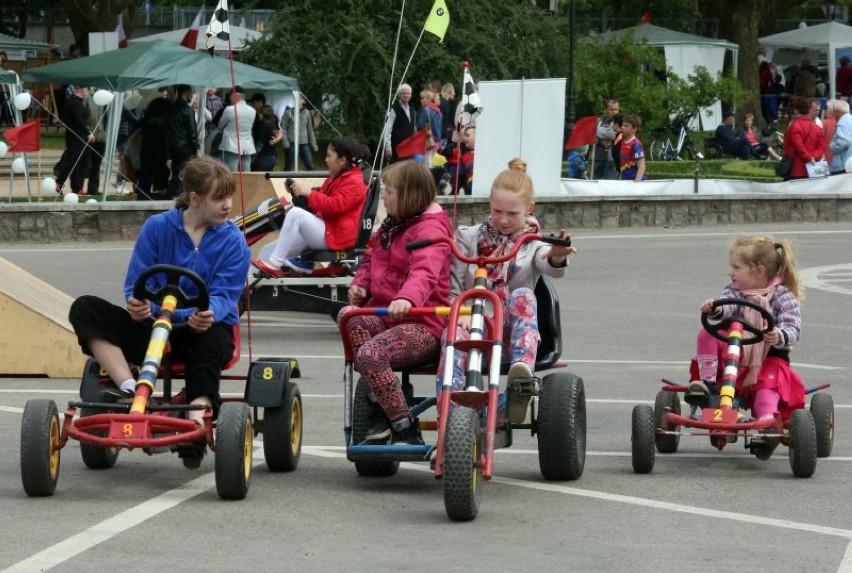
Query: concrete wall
1,193,851,244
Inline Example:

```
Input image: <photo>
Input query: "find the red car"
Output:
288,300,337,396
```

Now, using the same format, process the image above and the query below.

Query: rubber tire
20,399,61,497
215,402,253,500
443,406,482,522
631,405,655,474
788,409,817,478
262,382,303,472
351,378,399,477
649,140,663,162
810,393,834,458
536,373,586,480
654,390,681,454
79,407,119,469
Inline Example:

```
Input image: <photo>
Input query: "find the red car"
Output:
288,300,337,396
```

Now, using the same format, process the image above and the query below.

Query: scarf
738,277,781,388
377,212,422,249
476,215,540,302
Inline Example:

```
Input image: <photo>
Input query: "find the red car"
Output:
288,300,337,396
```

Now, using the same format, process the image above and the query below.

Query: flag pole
373,0,408,173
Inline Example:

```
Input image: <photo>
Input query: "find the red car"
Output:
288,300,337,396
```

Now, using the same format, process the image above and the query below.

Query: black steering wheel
132,265,209,322
701,297,775,346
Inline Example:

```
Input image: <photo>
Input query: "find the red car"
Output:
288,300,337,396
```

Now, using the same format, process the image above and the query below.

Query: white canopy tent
760,21,852,99
128,25,262,52
596,24,739,129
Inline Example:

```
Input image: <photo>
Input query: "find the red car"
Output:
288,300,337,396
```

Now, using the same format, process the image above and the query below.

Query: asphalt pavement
1,222,851,572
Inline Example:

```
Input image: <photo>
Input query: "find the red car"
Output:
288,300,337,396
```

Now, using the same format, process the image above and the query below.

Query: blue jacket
829,112,852,173
124,208,250,326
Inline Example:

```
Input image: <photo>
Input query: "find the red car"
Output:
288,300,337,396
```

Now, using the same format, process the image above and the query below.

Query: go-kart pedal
684,380,716,408
507,362,539,424
749,430,780,461
175,442,207,469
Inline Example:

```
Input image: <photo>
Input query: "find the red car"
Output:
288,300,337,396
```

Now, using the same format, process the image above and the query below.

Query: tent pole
101,90,124,203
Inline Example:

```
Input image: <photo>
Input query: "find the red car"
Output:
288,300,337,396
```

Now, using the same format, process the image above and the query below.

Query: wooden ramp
0,258,88,378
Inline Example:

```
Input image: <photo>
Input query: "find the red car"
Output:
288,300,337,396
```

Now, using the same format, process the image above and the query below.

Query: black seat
301,172,381,264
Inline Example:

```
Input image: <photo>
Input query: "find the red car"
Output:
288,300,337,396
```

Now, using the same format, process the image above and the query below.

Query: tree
241,0,568,148
60,0,138,55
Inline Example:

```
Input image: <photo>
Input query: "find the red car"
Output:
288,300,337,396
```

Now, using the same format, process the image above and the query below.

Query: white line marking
839,541,852,573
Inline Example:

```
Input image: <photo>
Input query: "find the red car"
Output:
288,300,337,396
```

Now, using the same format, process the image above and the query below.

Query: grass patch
646,158,781,182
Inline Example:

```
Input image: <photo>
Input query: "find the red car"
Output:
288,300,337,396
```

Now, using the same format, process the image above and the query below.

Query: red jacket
352,203,453,339
306,167,367,250
783,115,825,179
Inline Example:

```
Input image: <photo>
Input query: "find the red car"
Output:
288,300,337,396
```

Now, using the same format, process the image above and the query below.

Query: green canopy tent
21,40,299,200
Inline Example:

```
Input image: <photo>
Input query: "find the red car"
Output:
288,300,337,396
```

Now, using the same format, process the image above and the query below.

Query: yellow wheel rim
49,416,60,479
290,398,303,455
243,419,252,481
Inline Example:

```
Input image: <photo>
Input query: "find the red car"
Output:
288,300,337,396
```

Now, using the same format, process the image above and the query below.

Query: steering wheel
701,297,775,346
132,265,209,324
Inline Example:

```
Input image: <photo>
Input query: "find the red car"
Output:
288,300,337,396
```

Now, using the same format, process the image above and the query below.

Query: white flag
453,66,483,141
205,0,230,55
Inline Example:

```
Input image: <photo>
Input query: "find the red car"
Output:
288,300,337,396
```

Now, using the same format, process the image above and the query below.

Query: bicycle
649,119,699,161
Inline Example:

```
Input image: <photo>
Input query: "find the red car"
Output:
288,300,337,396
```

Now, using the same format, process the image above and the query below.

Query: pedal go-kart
338,234,586,522
236,171,381,317
20,265,303,499
631,298,834,478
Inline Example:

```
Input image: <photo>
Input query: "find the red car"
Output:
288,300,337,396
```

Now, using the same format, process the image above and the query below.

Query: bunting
206,0,230,56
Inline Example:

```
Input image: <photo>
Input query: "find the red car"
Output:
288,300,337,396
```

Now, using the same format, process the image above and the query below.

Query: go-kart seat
299,173,382,264
397,275,563,382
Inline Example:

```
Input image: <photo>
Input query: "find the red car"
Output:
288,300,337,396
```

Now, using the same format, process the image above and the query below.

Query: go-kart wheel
20,399,61,497
351,378,398,477
810,393,834,458
79,407,119,469
262,382,302,472
536,373,586,480
215,402,253,499
631,405,655,474
788,409,817,478
701,298,774,345
443,406,482,522
654,390,681,454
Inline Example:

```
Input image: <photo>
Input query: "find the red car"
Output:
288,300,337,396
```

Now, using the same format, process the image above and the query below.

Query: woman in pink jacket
339,160,453,445
783,98,825,180
252,136,369,276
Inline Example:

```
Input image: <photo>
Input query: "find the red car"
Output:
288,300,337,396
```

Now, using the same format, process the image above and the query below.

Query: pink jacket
352,203,452,339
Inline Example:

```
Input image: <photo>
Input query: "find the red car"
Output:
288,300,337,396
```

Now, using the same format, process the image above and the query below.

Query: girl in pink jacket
339,160,453,445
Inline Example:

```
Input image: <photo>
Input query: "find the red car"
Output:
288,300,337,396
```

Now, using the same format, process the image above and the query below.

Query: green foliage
646,158,780,181
241,0,568,148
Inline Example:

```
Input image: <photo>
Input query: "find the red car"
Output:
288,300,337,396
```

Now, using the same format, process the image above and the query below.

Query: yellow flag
424,0,450,42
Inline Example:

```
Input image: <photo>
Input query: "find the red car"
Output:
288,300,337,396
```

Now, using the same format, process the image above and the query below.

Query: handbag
775,157,792,177
806,159,829,178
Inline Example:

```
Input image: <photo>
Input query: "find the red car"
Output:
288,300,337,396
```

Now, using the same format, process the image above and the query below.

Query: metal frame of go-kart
338,234,587,522
631,297,834,478
238,171,382,317
19,265,304,501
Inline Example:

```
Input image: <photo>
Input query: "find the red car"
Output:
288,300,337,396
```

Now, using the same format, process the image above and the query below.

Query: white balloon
93,90,114,107
11,157,26,174
13,92,32,111
0,141,7,158
86,198,98,204
41,177,57,194
63,192,79,204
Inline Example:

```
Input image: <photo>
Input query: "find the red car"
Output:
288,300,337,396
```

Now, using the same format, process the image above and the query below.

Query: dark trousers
86,141,106,195
54,138,89,192
284,143,315,171
722,139,753,160
68,295,235,410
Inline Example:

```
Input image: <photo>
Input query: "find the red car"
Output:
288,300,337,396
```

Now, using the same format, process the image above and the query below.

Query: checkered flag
205,0,230,56
453,64,483,141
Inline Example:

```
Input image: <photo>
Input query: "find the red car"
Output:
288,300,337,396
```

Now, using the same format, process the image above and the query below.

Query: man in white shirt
217,85,257,172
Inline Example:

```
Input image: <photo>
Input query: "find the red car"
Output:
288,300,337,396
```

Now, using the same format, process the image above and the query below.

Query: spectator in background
53,85,93,196
822,99,839,166
217,85,256,172
836,57,852,97
794,59,817,97
166,84,199,198
829,99,852,174
439,83,456,148
114,93,142,194
248,92,266,155
383,83,415,163
759,61,774,95
252,105,282,172
740,113,782,161
715,111,752,160
83,88,108,196
618,114,648,182
591,99,620,180
783,98,826,181
138,94,172,199
204,87,224,154
281,94,317,171
417,89,442,166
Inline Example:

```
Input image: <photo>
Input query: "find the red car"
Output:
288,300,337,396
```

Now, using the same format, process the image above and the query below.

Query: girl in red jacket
252,136,369,276
339,160,453,445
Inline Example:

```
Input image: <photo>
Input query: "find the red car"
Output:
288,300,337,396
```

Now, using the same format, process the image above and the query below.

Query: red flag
115,23,128,48
640,10,652,24
565,116,598,150
3,121,41,152
181,9,204,49
395,127,428,159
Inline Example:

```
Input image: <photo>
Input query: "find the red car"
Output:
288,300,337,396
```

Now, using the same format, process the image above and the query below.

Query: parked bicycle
649,118,699,161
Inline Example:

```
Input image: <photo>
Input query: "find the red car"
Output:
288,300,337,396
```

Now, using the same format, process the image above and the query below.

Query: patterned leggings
339,306,440,422
435,288,539,394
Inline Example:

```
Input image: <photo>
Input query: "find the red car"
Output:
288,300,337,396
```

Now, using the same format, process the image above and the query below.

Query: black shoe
750,430,780,461
391,417,424,446
177,442,207,469
99,386,134,403
684,380,711,407
363,398,391,444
